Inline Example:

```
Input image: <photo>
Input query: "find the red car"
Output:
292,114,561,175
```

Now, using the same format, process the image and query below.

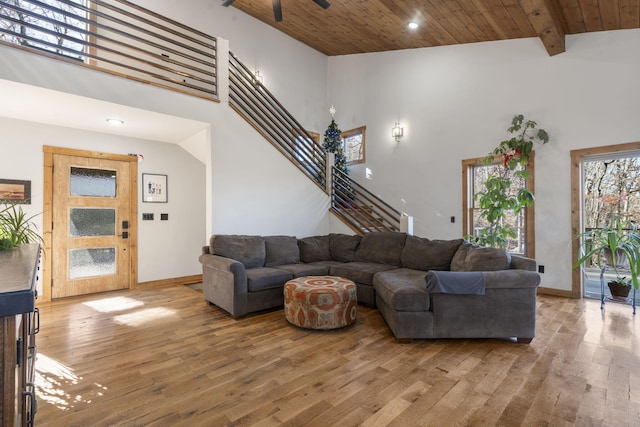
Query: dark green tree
323,119,349,176
323,118,353,202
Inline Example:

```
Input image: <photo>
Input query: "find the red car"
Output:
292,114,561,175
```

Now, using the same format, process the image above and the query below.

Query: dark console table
0,244,40,427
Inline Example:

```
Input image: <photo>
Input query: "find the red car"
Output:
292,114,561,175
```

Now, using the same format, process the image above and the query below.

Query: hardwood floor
35,285,639,426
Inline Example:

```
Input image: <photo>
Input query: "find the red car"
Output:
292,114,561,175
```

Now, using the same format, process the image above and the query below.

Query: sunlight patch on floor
113,307,178,326
35,353,107,411
83,296,145,313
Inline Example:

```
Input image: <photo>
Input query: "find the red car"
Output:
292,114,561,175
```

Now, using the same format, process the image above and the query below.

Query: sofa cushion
354,232,407,266
329,262,396,286
211,235,265,269
306,260,346,269
401,236,464,271
450,243,511,272
298,235,331,263
274,263,330,278
373,269,430,311
246,267,293,292
264,236,300,267
329,234,361,262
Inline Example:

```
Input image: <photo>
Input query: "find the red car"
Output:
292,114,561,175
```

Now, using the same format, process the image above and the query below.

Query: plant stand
600,266,636,314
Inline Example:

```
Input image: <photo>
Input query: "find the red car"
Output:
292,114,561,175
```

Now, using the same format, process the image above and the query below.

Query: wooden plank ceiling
226,0,640,56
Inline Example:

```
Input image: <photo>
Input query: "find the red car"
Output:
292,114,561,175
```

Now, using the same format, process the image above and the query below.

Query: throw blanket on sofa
425,270,485,295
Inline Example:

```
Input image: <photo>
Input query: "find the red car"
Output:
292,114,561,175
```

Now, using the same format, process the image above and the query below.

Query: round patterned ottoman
284,276,357,330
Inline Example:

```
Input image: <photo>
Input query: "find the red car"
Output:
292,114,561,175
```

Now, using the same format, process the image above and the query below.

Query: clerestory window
0,0,87,61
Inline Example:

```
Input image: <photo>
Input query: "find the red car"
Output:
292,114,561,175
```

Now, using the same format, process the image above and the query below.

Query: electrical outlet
538,265,545,273
161,213,168,221
450,216,455,223
142,213,154,220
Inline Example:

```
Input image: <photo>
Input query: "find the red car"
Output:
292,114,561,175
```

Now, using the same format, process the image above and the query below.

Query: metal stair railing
228,51,326,189
228,52,408,234
0,0,218,100
331,166,402,234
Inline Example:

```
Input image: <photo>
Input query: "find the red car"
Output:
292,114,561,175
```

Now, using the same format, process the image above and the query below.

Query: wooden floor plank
34,285,640,426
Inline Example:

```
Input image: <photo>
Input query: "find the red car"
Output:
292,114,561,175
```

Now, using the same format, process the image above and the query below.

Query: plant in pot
0,202,43,250
573,215,640,298
466,114,549,249
608,276,632,298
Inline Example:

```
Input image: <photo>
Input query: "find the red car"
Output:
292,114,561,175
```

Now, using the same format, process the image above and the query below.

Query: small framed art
142,173,167,203
0,179,31,204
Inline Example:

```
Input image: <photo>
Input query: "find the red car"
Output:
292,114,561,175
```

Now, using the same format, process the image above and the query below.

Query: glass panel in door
581,153,640,303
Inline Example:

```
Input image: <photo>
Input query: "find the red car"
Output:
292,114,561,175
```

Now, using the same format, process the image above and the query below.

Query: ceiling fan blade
221,0,235,6
312,0,331,9
273,0,283,22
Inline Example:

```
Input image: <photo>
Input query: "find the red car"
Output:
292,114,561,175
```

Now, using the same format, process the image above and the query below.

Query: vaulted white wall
327,29,640,292
4,0,639,295
135,0,329,134
0,0,333,290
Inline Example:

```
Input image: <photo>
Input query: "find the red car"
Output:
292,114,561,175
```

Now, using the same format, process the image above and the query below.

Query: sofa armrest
483,269,540,289
201,245,211,256
199,254,249,317
510,254,537,271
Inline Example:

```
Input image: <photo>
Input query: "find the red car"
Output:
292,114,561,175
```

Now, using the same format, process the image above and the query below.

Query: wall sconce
254,69,264,84
392,122,403,142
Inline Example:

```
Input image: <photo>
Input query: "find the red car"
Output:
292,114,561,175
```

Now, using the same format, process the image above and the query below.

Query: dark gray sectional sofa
199,232,541,342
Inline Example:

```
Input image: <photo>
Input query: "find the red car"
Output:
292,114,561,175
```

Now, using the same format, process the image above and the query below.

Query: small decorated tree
323,111,348,176
323,106,352,202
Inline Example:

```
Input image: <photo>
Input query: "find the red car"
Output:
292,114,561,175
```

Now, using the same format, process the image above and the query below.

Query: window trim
341,126,366,165
462,153,536,258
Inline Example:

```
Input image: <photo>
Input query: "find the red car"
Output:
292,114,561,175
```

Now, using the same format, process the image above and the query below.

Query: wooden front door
49,150,136,298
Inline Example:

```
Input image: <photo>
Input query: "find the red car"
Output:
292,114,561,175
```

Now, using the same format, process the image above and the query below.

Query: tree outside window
0,0,87,61
583,155,640,230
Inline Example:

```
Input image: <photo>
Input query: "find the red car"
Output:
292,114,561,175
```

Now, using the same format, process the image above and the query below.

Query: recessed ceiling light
106,118,124,126
408,22,419,30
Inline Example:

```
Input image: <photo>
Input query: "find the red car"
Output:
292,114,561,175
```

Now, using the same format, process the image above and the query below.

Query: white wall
0,0,334,288
327,29,640,292
209,106,331,237
134,0,329,135
0,117,205,285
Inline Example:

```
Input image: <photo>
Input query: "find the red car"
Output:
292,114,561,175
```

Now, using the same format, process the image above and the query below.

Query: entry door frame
570,140,640,299
42,146,138,302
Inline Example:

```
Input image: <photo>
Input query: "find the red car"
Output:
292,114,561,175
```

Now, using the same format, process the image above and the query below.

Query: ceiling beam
518,0,566,56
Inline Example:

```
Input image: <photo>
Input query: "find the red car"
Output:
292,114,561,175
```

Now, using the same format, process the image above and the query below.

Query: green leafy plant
573,216,640,290
0,202,43,250
467,114,550,249
609,276,631,286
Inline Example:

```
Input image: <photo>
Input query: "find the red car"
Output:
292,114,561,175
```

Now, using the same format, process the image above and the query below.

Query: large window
462,154,535,256
0,0,87,61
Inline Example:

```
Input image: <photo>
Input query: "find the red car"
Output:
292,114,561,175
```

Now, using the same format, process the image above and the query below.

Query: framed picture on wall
0,179,31,204
142,173,168,203
341,126,366,165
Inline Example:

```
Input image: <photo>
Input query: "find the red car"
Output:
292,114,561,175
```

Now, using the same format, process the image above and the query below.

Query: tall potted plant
0,202,43,250
574,215,640,297
467,114,549,248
